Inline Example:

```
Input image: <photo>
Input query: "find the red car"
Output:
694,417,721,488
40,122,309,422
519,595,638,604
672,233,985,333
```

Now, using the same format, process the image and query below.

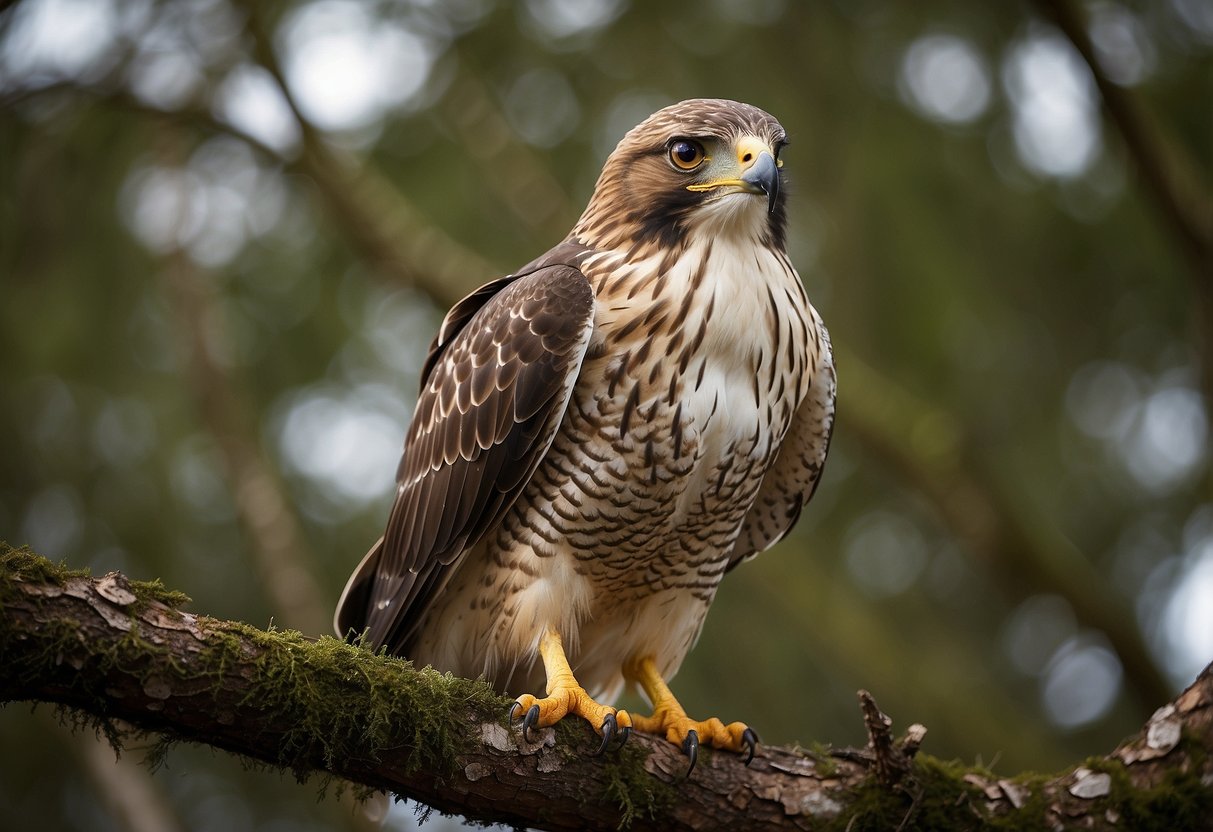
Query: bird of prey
336,98,835,769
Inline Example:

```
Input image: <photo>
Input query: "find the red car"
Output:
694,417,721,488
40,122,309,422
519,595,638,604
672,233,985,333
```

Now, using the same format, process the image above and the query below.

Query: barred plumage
336,98,836,762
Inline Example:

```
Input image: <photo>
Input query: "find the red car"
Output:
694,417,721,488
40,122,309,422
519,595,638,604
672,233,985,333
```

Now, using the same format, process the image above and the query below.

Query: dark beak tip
741,152,780,214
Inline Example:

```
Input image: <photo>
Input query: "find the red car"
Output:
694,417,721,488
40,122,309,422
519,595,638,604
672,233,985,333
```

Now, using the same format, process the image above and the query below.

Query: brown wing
334,260,595,651
728,311,836,569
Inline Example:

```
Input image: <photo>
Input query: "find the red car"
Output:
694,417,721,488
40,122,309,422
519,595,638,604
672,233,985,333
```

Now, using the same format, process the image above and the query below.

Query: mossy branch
2,544,1212,831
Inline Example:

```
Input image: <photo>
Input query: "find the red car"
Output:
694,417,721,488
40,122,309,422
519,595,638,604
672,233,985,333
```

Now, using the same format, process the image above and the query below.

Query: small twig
896,723,928,760
858,689,919,788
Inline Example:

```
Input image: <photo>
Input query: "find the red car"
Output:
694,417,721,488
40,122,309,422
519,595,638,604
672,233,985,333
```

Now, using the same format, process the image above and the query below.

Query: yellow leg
512,630,632,753
624,654,758,771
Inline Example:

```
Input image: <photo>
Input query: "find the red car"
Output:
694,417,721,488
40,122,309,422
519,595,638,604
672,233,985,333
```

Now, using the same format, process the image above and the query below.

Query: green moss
822,756,961,832
804,741,841,777
1,600,134,754
823,755,1039,832
994,770,1053,827
188,620,509,778
599,739,675,830
0,545,510,782
541,704,674,828
0,543,90,586
1081,743,1213,832
127,577,191,613
911,757,1050,832
822,746,1213,832
9,617,90,685
1,542,190,614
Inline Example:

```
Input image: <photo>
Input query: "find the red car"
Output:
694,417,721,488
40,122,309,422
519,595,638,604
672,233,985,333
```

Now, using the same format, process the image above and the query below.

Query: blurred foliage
1,0,1211,830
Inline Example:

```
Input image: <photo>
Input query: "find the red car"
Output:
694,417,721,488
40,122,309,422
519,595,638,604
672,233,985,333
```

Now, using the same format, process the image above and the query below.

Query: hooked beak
739,151,779,214
684,136,783,212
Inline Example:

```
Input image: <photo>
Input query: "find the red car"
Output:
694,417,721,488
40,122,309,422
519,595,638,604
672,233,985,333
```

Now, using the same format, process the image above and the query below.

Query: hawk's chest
576,241,810,517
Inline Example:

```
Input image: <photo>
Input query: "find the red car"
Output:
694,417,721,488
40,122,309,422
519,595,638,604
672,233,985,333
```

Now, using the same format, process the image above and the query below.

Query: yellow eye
668,139,706,171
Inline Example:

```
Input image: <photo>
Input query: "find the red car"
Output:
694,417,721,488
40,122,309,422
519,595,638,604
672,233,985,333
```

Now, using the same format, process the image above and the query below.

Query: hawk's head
573,99,789,254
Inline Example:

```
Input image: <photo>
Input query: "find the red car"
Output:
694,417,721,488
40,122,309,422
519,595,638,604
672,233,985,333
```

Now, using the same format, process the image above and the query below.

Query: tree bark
2,544,1211,831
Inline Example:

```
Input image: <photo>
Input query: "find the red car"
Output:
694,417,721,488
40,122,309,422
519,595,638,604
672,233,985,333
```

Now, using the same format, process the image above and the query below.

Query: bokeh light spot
214,63,302,154
1162,536,1213,684
843,511,928,598
1003,31,1101,178
504,68,581,148
276,385,406,508
280,0,436,132
521,0,626,41
1003,594,1079,676
1041,634,1123,728
898,34,991,125
1089,2,1156,86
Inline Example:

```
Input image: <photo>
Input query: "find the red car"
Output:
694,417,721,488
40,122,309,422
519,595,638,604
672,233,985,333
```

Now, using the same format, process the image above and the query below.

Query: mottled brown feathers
358,261,595,650
336,99,836,701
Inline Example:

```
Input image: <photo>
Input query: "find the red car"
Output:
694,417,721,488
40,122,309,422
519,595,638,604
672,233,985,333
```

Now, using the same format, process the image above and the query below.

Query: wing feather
335,259,595,651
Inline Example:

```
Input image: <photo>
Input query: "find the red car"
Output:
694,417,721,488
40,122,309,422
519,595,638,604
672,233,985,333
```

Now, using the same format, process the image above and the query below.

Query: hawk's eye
668,140,706,171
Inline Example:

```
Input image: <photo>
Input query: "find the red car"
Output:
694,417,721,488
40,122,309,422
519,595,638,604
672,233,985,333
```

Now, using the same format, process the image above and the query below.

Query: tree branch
3,544,1211,831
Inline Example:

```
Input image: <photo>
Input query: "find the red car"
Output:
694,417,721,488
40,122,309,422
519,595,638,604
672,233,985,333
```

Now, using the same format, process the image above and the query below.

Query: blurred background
1,0,1211,829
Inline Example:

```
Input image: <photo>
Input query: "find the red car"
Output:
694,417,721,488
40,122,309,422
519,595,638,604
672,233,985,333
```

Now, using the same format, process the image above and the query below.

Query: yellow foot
625,655,758,774
510,630,632,754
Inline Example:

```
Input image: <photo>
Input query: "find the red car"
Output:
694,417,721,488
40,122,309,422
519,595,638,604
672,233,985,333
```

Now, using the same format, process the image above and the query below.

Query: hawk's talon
521,703,542,743
508,701,524,723
682,729,699,777
742,727,759,765
512,631,632,753
625,654,757,766
595,713,617,756
617,725,632,748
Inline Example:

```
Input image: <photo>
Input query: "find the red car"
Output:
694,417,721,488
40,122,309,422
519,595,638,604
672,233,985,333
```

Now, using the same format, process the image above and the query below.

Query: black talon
521,703,541,743
595,713,616,756
508,702,524,723
617,725,632,748
741,727,759,766
682,729,699,778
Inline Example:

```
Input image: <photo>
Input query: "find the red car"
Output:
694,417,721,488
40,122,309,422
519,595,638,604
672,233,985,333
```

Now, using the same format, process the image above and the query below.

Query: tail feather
333,537,383,641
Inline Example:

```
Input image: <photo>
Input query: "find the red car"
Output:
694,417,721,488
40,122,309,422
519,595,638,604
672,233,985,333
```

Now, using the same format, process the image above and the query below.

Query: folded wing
334,262,596,651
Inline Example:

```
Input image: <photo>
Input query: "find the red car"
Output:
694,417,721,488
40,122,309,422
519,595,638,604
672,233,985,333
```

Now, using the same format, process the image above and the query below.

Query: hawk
336,99,835,769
